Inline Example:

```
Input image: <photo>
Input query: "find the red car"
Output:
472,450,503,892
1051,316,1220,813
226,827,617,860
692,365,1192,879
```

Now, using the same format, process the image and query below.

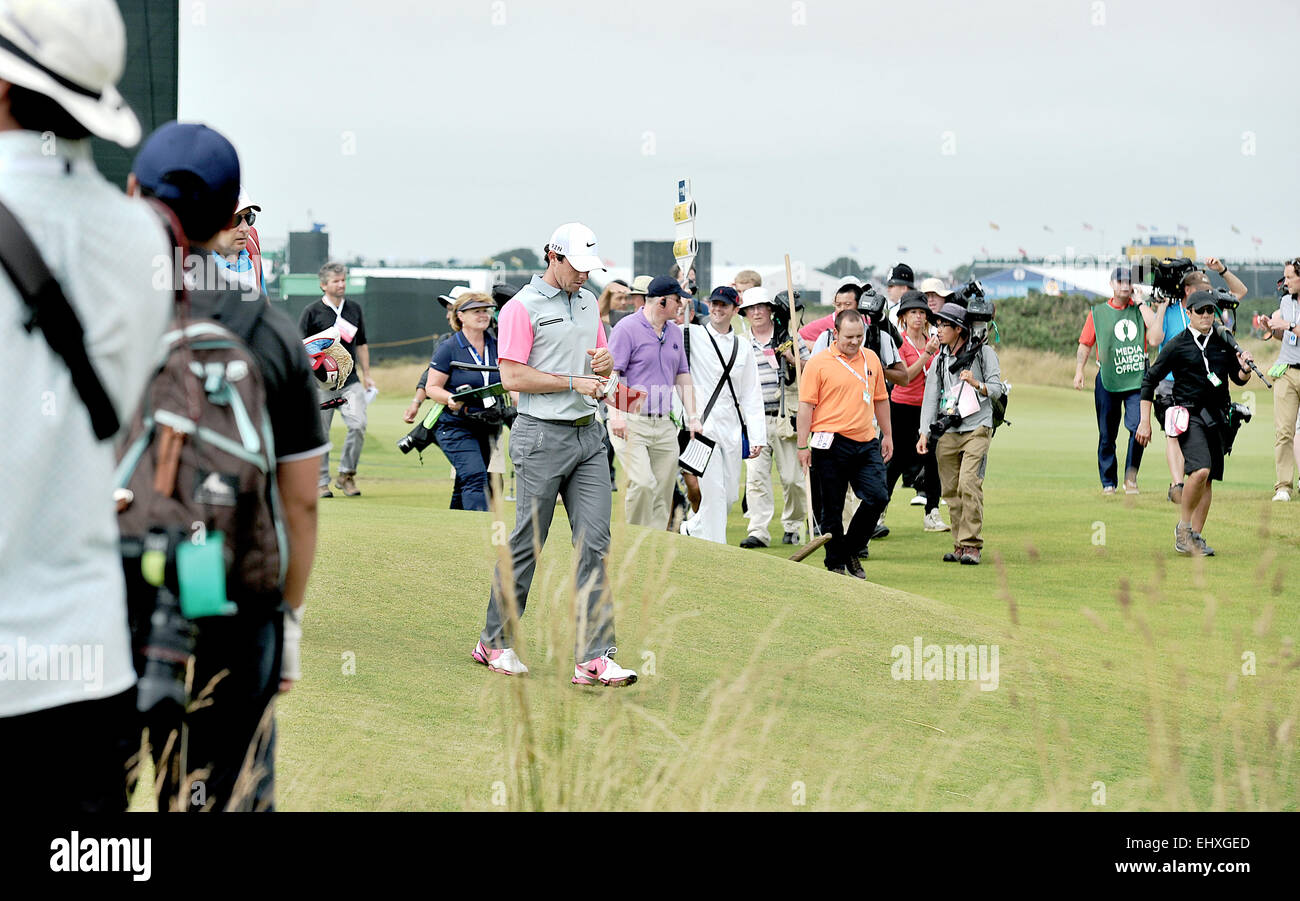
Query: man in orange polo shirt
797,309,893,578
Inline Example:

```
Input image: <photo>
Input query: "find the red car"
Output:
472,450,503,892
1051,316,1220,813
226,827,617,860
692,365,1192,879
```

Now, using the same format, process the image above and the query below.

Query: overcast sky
178,0,1299,273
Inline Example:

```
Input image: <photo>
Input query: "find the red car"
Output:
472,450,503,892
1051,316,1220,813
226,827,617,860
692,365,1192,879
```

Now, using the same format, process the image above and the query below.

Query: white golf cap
546,222,605,272
737,286,774,311
236,186,261,213
0,0,141,147
919,277,953,297
437,285,470,309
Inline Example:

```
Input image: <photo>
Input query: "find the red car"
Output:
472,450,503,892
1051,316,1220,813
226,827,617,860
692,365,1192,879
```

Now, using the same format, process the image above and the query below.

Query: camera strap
0,198,120,440
701,326,741,427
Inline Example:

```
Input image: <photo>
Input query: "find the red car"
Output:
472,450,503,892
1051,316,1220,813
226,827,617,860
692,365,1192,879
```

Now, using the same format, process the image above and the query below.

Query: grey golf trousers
480,414,616,663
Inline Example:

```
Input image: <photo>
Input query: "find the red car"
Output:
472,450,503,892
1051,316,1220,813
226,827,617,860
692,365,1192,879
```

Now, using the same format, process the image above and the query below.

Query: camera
1148,257,1197,301
1210,286,1240,312
857,283,885,320
1224,401,1252,456
928,413,962,444
397,420,437,455
954,280,995,323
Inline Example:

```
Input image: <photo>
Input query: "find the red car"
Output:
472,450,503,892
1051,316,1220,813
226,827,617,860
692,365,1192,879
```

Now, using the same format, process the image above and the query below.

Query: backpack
115,206,287,623
975,347,1011,434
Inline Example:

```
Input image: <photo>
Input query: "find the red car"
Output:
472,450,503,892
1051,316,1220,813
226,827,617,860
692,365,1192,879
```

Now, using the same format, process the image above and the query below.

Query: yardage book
677,430,716,476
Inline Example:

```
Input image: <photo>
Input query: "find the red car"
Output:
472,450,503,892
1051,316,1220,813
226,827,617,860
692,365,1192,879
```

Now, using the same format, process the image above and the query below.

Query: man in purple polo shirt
608,276,703,528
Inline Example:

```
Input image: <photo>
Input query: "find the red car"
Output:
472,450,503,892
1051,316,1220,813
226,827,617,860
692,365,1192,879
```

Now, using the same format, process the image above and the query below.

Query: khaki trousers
744,417,806,544
1273,367,1300,493
936,427,992,549
609,413,679,529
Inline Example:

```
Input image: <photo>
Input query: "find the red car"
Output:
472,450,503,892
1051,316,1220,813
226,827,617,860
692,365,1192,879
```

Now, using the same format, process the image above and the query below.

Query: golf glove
282,605,304,682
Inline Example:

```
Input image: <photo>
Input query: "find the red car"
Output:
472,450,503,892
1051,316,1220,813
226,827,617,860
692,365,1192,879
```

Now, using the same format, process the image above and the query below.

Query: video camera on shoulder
1146,257,1197,301
954,280,995,323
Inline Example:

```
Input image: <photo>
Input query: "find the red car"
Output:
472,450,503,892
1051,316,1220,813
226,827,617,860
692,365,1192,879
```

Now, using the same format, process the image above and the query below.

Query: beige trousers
609,413,680,529
744,416,806,544
936,426,992,549
1273,367,1300,493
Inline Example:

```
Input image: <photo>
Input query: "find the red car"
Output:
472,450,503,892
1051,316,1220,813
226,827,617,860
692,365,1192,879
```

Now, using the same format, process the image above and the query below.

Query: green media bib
1093,302,1146,393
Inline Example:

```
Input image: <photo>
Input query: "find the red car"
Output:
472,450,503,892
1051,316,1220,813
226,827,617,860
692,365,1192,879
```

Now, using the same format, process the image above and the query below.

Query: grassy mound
277,377,1298,810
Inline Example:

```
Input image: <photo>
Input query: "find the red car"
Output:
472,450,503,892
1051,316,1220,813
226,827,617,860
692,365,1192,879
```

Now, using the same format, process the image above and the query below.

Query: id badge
1287,331,1298,347
862,390,870,402
810,431,835,450
1207,372,1223,387
482,395,496,408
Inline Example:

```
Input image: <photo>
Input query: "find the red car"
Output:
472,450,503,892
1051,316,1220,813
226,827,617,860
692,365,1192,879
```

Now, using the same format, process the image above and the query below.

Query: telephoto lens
135,586,195,714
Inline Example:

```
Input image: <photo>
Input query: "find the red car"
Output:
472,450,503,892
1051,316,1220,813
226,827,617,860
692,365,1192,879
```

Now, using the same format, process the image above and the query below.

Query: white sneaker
1273,489,1291,502
909,494,926,507
573,647,637,686
923,509,951,532
472,641,529,676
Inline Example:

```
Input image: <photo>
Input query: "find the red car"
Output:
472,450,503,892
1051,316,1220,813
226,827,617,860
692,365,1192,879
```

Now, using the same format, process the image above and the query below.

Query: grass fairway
278,372,1298,810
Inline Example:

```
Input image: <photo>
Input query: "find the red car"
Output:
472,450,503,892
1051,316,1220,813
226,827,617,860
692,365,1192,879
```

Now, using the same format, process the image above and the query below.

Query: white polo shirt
0,132,172,716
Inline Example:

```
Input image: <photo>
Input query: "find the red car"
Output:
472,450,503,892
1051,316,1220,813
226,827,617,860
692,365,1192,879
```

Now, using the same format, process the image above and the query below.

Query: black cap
887,263,915,287
1186,290,1219,312
491,283,518,308
708,286,740,305
896,290,930,318
1110,265,1133,282
647,275,690,299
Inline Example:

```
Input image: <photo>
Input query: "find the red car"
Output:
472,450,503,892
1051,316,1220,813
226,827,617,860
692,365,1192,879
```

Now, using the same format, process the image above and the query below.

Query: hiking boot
739,535,767,549
336,472,361,496
1174,523,1194,556
1190,531,1215,557
319,486,334,499
572,648,637,686
960,547,981,565
472,641,529,676
846,556,867,580
1168,482,1184,504
782,531,799,545
923,510,950,532
943,544,963,562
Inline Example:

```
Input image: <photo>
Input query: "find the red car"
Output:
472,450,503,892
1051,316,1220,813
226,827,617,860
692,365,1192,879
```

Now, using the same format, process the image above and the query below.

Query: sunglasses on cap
232,210,257,227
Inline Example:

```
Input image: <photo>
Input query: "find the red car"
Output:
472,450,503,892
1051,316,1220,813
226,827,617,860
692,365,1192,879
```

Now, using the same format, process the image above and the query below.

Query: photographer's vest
1093,301,1146,393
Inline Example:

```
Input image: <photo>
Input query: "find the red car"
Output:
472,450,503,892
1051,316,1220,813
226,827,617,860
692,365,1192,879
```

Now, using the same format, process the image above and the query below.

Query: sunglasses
1191,305,1217,315
232,210,257,227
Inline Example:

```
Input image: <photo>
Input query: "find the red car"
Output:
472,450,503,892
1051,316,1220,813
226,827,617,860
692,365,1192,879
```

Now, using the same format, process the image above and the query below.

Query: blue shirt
1157,302,1192,382
431,331,502,425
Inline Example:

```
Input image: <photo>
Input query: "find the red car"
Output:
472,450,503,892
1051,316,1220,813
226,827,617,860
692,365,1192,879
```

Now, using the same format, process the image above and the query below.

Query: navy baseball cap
132,121,240,243
708,286,740,305
647,275,690,299
1111,265,1133,282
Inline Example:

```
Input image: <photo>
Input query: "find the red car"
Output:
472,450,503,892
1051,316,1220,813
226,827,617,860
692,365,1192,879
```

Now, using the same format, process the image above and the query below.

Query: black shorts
1178,416,1224,481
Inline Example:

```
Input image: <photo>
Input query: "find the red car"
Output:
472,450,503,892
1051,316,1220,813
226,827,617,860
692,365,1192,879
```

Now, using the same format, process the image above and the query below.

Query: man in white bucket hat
0,0,174,812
